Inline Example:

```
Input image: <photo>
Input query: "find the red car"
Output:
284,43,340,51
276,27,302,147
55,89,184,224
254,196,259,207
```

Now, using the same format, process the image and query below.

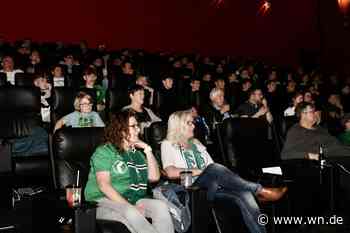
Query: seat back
144,122,167,163
0,86,51,187
217,118,275,170
107,89,129,114
51,87,77,126
51,127,104,193
281,116,298,140
0,87,41,138
15,73,35,87
0,72,7,86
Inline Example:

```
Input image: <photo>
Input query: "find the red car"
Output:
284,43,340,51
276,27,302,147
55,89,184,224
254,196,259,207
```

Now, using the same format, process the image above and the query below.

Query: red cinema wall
1,0,319,65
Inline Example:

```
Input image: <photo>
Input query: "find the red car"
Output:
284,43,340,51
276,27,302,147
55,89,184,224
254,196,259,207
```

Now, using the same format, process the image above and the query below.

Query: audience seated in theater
80,66,106,112
247,64,259,82
33,74,52,123
179,77,203,110
54,92,105,132
161,110,287,233
15,41,31,70
25,50,44,74
284,92,304,117
122,85,161,135
50,65,68,87
339,114,350,146
235,88,273,123
157,75,178,120
203,87,232,131
227,72,241,109
239,68,251,81
340,84,350,113
118,60,135,90
0,55,24,85
238,79,253,105
214,76,226,90
325,93,344,121
285,80,297,105
264,80,283,117
200,72,213,101
84,110,174,233
60,53,80,75
282,102,350,160
135,74,154,108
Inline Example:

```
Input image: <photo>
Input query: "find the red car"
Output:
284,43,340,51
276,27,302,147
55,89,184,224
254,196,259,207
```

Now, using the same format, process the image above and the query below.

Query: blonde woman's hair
73,92,93,111
166,109,193,144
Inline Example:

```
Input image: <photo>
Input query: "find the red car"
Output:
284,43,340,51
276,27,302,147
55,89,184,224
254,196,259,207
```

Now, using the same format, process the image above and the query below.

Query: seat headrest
0,86,41,112
145,122,167,146
53,127,105,162
0,114,41,138
0,73,6,86
52,87,77,112
108,89,129,112
15,73,35,87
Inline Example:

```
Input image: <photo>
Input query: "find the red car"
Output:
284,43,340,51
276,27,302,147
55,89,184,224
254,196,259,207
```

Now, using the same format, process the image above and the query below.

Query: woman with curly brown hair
84,110,174,233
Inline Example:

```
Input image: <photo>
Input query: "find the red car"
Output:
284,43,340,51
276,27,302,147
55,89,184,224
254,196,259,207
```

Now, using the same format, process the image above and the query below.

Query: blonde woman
161,110,287,233
54,92,105,132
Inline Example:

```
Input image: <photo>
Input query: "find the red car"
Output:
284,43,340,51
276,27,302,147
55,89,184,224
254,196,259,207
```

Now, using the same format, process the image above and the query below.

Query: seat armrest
187,186,210,233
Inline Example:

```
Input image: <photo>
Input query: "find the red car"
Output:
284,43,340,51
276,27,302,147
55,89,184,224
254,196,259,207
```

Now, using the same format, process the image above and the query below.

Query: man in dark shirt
282,102,350,160
157,75,178,120
179,78,204,110
235,88,273,123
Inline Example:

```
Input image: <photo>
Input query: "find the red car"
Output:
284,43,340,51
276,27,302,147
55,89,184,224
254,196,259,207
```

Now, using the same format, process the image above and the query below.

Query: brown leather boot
257,187,288,203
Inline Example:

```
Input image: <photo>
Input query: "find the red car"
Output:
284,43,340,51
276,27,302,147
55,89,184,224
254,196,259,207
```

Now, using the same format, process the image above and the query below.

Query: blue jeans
193,163,266,233
12,126,48,157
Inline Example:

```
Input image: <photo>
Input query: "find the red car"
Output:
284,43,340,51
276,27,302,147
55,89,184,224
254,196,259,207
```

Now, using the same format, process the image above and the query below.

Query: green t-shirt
339,131,350,146
84,144,148,204
181,141,207,170
80,85,106,104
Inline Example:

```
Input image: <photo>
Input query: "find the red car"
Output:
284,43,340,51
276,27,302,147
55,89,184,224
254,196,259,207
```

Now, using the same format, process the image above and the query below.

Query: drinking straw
76,170,80,187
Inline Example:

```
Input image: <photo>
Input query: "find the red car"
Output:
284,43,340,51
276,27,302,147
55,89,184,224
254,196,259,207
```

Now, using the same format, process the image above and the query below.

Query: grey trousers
97,198,174,233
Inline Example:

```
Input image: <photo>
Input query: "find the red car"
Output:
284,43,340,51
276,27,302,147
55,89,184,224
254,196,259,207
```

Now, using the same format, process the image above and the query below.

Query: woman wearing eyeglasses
54,91,105,132
161,110,287,233
85,110,174,233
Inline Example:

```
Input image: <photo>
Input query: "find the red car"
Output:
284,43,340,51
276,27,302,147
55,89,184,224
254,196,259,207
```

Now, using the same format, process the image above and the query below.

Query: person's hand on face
257,106,268,116
220,104,230,114
306,153,319,160
262,98,268,107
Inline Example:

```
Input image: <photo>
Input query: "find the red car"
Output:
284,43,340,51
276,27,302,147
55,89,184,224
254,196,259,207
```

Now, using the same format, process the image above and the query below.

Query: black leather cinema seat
50,127,131,233
14,73,35,87
51,87,77,128
216,118,276,173
0,86,51,188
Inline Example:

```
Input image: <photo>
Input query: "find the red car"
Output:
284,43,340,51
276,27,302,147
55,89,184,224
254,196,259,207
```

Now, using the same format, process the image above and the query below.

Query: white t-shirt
0,69,24,85
284,106,296,117
53,76,65,87
161,139,214,170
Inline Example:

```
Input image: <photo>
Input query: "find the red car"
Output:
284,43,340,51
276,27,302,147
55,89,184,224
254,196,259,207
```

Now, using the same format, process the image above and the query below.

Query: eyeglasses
80,103,93,107
302,109,316,114
129,124,140,129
